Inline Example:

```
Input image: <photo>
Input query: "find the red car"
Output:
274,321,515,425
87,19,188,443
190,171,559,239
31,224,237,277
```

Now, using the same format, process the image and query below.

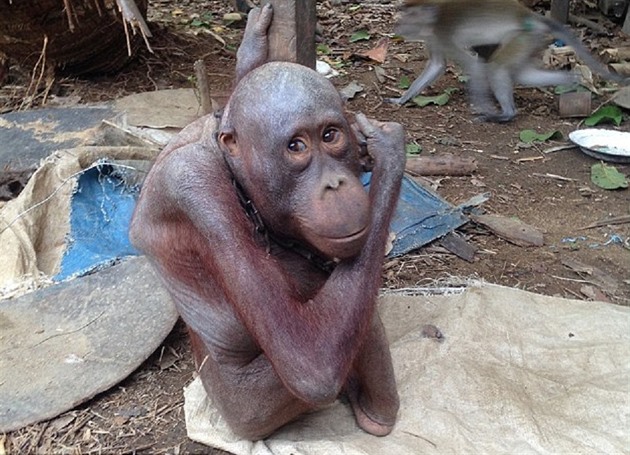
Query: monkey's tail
540,14,624,83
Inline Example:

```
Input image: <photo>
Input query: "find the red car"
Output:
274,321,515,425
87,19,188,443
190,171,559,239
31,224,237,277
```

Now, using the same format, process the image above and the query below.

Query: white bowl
568,129,630,163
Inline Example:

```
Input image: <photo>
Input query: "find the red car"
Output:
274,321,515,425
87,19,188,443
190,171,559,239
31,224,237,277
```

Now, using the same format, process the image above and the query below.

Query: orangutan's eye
323,128,339,143
288,139,307,153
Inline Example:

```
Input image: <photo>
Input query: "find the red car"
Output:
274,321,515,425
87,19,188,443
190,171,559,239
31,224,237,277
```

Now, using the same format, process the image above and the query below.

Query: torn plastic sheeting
54,170,465,281
54,163,139,282
362,173,468,257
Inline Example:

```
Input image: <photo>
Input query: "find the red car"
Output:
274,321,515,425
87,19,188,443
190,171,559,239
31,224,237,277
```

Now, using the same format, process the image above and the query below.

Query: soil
2,0,629,453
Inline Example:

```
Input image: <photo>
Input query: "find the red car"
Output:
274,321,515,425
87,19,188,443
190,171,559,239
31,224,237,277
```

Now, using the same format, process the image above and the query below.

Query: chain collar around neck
231,178,336,273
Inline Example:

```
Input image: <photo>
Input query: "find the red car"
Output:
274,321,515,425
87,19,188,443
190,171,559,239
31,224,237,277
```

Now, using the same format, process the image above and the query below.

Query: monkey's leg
485,68,578,122
386,56,446,105
458,52,504,119
489,68,577,122
481,66,518,123
346,312,400,436
467,61,500,117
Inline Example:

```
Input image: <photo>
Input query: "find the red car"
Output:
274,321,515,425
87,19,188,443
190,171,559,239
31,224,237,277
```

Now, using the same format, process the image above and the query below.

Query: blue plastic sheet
361,173,468,257
55,166,468,281
55,163,139,281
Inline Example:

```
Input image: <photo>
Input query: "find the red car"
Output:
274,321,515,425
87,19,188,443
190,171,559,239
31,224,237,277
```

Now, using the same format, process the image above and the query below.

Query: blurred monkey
387,0,622,121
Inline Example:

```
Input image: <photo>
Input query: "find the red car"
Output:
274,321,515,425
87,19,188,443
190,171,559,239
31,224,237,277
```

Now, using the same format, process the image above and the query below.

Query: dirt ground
2,0,629,453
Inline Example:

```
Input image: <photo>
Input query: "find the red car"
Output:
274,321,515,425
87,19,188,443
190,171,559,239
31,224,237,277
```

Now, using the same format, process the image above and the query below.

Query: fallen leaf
358,37,389,63
590,162,628,190
317,43,332,55
405,142,422,156
339,81,364,101
398,75,411,89
349,29,370,43
373,65,387,83
584,105,623,126
580,285,611,302
519,129,563,143
412,93,449,107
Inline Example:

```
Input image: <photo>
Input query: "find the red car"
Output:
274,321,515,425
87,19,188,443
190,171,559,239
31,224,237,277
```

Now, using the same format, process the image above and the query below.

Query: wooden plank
439,232,477,262
265,0,317,68
406,154,478,176
470,213,544,247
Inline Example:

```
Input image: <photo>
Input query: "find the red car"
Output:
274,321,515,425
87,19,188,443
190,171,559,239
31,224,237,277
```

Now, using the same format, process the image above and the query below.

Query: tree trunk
0,0,148,76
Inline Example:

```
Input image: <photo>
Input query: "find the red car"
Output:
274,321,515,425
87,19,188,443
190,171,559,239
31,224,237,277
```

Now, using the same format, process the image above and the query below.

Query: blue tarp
55,163,139,281
55,165,469,281
361,174,469,257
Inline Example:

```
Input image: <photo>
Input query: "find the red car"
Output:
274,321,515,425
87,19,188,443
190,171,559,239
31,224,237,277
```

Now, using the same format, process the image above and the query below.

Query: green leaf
519,129,563,143
590,162,629,190
316,44,332,55
411,92,450,107
584,105,624,127
554,84,577,94
349,30,371,43
406,142,422,155
398,75,411,89
190,19,208,28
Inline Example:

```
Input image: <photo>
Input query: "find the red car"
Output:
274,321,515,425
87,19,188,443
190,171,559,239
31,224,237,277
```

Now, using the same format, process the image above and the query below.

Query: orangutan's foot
348,394,396,436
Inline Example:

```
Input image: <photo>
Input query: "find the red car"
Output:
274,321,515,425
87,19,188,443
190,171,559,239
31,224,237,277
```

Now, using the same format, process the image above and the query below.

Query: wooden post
264,0,317,69
550,0,570,23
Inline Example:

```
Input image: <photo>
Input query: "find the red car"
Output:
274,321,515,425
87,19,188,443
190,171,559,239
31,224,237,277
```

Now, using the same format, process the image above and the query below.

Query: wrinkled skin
130,5,405,439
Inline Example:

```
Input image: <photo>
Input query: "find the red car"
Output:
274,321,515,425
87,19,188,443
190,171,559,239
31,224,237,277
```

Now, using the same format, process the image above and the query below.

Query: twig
20,36,48,111
27,422,48,453
516,156,544,163
401,430,438,448
563,286,584,300
542,143,577,154
551,275,590,283
532,172,576,182
194,59,213,115
58,411,93,445
579,215,630,230
63,0,76,31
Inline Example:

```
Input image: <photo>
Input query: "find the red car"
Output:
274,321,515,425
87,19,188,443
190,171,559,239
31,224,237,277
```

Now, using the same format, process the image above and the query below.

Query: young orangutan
130,4,405,439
